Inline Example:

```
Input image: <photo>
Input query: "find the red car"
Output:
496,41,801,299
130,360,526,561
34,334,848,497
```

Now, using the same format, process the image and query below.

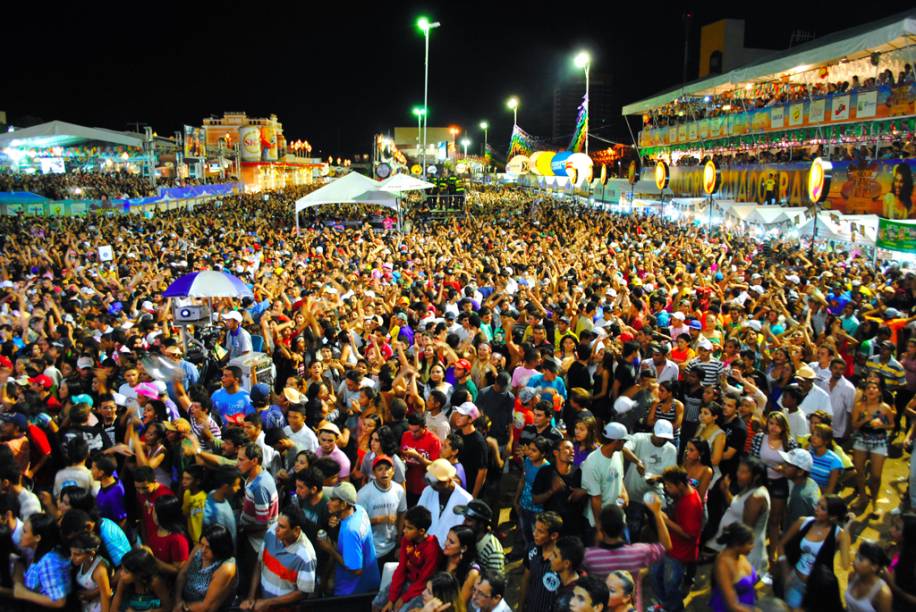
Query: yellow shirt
182,489,207,543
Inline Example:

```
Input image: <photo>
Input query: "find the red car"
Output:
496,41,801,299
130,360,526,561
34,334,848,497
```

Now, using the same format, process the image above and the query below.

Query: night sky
6,2,914,158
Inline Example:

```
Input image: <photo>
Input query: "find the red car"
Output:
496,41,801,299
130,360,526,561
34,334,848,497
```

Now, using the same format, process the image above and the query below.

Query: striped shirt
686,357,724,387
524,544,560,612
866,356,906,391
476,532,506,576
240,469,279,550
259,524,317,598
809,448,843,489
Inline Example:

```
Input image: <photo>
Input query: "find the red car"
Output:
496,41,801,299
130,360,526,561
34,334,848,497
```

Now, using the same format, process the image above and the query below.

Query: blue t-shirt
204,492,238,547
259,405,286,431
526,373,568,401
520,458,549,513
99,517,131,566
334,505,380,596
809,448,844,488
210,388,254,423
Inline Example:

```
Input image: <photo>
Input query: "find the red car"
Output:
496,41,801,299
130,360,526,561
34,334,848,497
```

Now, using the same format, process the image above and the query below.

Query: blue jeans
651,556,686,612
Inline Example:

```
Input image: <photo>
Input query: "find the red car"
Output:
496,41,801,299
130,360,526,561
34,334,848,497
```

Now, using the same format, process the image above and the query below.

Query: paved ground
497,442,912,610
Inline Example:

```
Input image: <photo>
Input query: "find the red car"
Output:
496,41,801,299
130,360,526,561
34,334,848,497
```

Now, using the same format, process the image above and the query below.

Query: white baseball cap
653,419,675,440
222,311,243,323
602,422,629,440
614,396,635,415
778,448,813,472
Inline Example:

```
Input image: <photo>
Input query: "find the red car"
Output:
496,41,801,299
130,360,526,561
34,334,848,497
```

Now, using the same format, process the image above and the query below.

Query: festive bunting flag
507,125,551,157
568,93,589,153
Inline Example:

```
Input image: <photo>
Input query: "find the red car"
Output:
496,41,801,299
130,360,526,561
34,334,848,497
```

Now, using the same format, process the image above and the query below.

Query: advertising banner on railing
877,218,916,252
667,158,916,217
639,83,916,147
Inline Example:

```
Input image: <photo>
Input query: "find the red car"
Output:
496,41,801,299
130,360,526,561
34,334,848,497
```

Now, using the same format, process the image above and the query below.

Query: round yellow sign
410,164,422,176
655,161,669,190
807,157,832,203
703,160,721,195
627,160,640,185
599,164,608,186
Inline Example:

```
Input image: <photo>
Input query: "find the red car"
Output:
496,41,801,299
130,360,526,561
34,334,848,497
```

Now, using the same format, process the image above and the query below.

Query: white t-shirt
425,411,452,443
623,433,678,499
284,424,319,454
356,480,407,557
580,447,625,526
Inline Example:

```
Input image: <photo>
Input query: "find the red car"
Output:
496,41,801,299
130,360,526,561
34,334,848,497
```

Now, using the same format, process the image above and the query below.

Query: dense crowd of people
658,139,916,169
0,171,218,200
643,66,913,130
0,181,913,612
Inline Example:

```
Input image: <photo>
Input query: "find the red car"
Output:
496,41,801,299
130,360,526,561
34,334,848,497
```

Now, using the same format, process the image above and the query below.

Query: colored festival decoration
661,158,916,218
568,93,589,153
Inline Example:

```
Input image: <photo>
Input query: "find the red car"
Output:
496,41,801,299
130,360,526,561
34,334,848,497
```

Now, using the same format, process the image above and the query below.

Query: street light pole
461,138,470,159
418,17,440,180
506,97,519,128
479,121,488,157
412,107,426,163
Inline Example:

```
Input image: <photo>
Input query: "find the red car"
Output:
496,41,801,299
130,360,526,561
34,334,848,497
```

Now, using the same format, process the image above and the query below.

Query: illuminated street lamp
479,121,489,157
506,97,519,127
417,16,441,179
573,50,591,154
460,137,470,159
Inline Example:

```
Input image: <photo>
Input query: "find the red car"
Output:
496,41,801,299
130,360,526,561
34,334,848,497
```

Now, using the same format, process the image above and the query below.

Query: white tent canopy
623,10,916,115
721,203,759,221
351,189,399,210
378,174,434,193
294,173,381,213
0,120,146,148
746,207,791,225
797,212,855,243
293,172,403,231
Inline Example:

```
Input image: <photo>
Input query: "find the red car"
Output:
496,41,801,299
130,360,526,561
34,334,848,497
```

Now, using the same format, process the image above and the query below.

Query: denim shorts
783,569,807,608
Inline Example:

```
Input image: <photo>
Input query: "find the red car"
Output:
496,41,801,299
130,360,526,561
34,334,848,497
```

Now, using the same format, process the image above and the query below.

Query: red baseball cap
225,413,247,426
455,359,472,372
0,356,12,370
372,454,395,469
28,374,53,389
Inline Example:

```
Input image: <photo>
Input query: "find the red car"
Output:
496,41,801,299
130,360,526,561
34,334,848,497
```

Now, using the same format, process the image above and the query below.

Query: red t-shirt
512,403,534,445
148,529,190,565
137,484,175,542
400,430,441,496
668,488,703,563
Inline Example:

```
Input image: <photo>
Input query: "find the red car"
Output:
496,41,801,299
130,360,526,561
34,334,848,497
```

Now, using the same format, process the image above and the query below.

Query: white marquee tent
378,174,434,193
293,172,400,230
0,120,146,148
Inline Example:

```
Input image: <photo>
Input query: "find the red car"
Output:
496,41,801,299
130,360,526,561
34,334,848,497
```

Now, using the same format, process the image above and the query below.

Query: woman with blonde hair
605,570,637,612
851,379,895,518
751,410,796,565
469,343,498,391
